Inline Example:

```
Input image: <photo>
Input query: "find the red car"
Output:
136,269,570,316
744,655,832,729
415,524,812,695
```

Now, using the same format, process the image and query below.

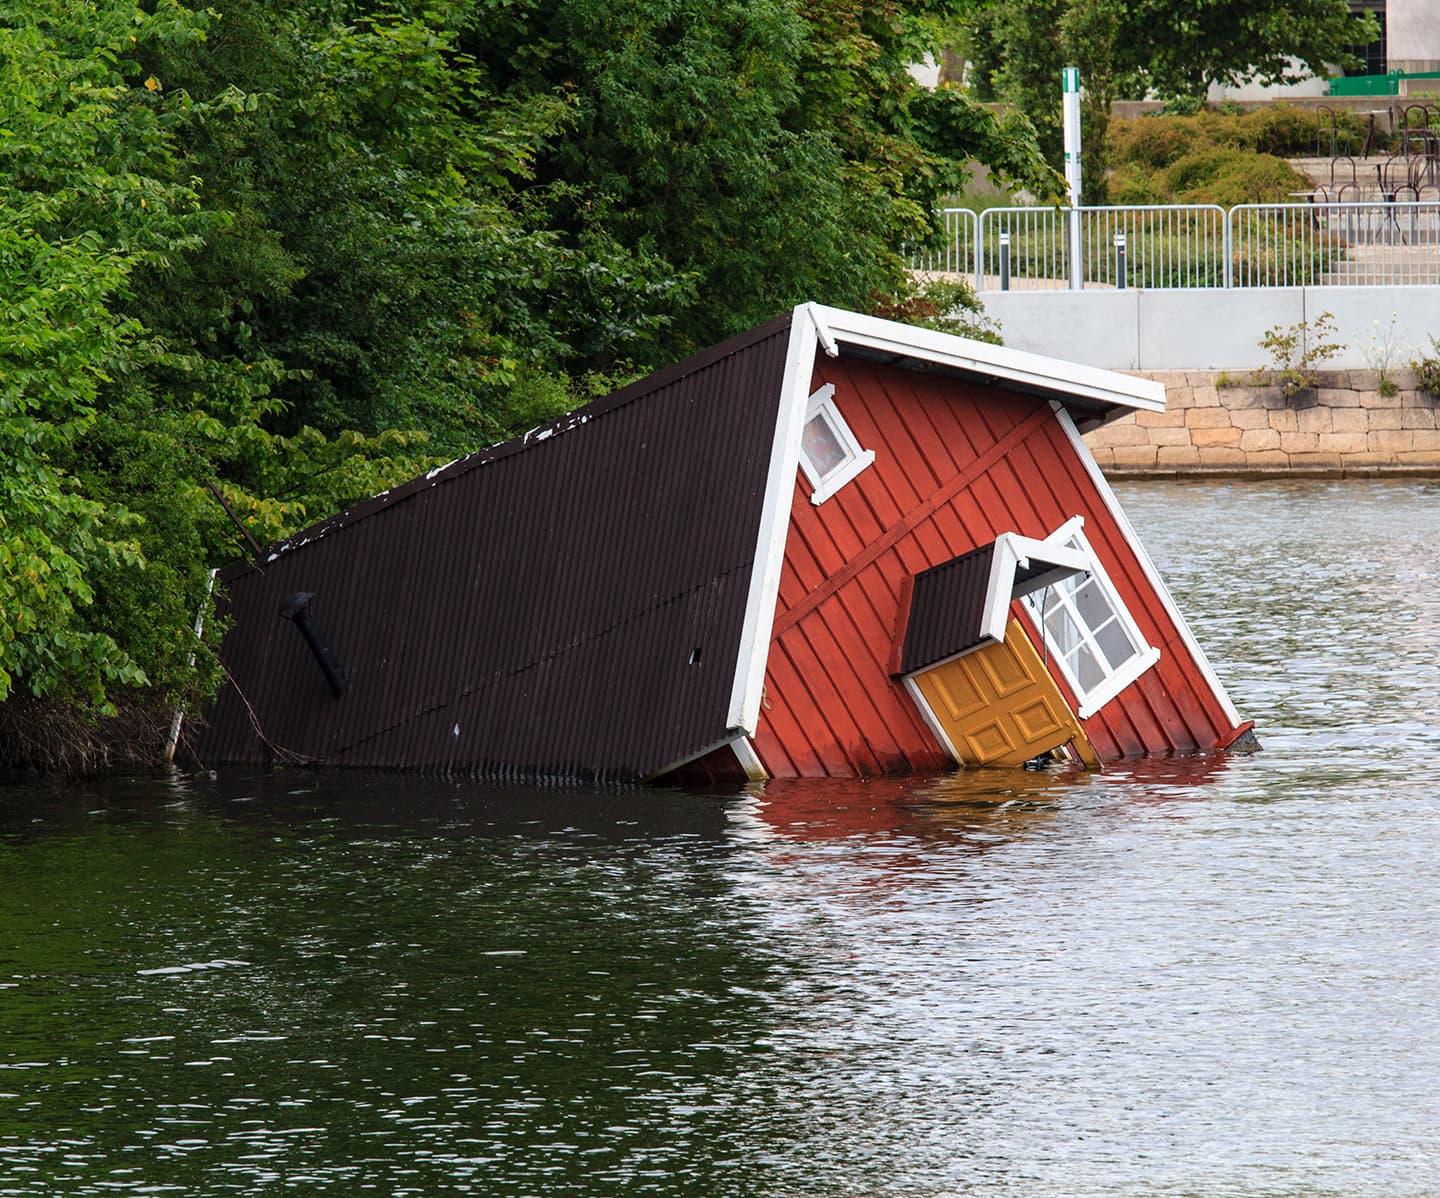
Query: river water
2,479,1438,1197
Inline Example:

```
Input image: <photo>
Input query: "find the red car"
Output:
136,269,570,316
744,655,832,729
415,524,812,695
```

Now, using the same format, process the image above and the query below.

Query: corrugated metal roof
194,314,796,780
898,545,997,675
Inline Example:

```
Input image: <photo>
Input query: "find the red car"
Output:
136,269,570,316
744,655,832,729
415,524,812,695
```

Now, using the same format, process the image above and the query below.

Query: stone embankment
1085,370,1440,475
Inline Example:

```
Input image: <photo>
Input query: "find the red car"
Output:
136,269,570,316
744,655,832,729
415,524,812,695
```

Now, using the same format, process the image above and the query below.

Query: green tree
462,0,1058,358
0,2,197,711
3,0,1057,768
967,0,1377,200
129,0,644,446
0,0,451,756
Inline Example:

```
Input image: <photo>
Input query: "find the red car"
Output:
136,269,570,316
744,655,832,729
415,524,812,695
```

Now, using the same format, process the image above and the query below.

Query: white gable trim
903,675,963,762
725,308,820,732
806,303,1165,414
730,735,769,782
978,533,1091,646
1049,401,1243,727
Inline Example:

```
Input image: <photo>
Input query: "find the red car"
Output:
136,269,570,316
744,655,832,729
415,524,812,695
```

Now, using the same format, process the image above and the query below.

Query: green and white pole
1063,66,1083,290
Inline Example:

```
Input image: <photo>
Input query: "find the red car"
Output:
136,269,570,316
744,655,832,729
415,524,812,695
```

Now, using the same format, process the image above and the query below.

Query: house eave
804,303,1166,417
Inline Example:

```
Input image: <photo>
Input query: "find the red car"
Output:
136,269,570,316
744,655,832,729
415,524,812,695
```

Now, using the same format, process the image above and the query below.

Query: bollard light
1114,231,1128,290
999,230,1011,292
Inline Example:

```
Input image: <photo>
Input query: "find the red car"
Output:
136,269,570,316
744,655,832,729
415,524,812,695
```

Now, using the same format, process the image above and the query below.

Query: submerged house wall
750,356,1246,778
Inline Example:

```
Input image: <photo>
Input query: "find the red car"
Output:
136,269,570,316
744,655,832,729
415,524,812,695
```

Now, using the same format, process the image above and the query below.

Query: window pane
1070,578,1115,628
1070,642,1107,692
1095,614,1140,669
1023,526,1157,712
1044,602,1083,656
803,411,849,478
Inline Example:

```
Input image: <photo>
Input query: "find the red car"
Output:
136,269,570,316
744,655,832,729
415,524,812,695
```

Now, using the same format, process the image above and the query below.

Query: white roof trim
726,311,819,732
803,303,1165,414
978,533,1091,646
809,304,840,358
1049,401,1243,727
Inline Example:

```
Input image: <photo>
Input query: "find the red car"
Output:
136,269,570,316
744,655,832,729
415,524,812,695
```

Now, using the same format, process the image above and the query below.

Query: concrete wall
1084,369,1440,474
1388,0,1440,74
1206,62,1330,103
981,286,1440,371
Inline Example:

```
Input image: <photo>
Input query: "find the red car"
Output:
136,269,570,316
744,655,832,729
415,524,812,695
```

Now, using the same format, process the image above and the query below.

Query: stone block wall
1085,370,1440,475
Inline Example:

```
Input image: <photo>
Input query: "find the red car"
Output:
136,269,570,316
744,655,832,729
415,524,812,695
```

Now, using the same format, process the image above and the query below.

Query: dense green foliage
965,0,1378,199
1,0,1051,766
1106,108,1323,204
1109,103,1373,170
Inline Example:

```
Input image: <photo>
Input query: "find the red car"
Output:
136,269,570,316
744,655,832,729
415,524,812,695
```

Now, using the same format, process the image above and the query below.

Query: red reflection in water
748,751,1239,844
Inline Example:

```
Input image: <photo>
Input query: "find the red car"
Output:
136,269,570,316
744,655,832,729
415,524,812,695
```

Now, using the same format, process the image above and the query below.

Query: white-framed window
1020,516,1160,718
799,383,874,505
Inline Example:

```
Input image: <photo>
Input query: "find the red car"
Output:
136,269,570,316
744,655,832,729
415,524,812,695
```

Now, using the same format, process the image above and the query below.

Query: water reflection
3,480,1440,1197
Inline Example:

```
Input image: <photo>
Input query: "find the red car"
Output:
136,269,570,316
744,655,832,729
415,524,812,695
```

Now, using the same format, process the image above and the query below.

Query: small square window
798,384,875,505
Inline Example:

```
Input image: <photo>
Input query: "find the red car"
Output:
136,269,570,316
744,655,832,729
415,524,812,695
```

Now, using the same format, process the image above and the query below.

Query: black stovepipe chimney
279,592,349,698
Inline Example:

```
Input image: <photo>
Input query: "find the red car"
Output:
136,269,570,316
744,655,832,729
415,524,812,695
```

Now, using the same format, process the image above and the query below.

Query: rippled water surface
3,479,1439,1197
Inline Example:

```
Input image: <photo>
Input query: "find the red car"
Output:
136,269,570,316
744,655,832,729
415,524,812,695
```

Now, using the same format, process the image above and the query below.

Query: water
2,479,1438,1197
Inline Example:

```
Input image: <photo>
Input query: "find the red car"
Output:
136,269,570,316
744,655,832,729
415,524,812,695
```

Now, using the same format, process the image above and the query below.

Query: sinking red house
192,304,1255,780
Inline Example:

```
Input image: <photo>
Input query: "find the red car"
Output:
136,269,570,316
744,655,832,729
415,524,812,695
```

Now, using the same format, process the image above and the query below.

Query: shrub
1107,106,1371,200
1193,108,1254,151
873,278,1001,344
1109,117,1197,169
1160,149,1312,205
1244,103,1329,156
1159,94,1204,116
1362,315,1404,398
1411,336,1440,396
1106,161,1168,204
1253,311,1343,398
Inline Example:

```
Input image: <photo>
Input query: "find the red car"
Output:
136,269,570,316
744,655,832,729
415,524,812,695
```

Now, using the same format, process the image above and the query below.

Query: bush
1160,149,1312,205
1106,105,1372,202
1411,336,1440,396
1253,311,1343,398
1106,161,1168,204
1109,118,1197,169
872,278,1002,344
1245,104,1322,156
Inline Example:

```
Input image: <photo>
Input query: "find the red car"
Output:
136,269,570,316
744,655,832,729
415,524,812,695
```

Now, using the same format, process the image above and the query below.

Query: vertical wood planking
755,354,1241,776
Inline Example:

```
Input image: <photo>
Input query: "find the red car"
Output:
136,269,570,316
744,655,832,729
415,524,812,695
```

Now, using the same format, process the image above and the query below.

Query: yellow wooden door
910,619,1100,769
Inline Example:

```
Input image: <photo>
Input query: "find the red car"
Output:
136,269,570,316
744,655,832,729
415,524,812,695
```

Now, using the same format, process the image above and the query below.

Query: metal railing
910,207,978,278
913,201,1440,291
1231,201,1440,286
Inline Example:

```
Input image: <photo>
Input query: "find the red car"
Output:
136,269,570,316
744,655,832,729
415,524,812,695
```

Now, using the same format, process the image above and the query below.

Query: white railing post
1223,209,1234,289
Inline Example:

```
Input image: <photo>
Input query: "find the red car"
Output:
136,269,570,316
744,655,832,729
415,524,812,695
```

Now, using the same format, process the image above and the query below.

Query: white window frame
798,383,874,505
1020,516,1160,718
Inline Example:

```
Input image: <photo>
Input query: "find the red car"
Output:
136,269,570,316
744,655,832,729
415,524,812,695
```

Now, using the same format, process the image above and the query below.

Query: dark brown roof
895,536,1090,676
895,545,998,676
194,313,796,780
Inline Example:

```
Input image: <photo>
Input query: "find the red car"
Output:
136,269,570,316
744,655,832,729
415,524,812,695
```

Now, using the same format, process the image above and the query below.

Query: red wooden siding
751,355,1241,777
